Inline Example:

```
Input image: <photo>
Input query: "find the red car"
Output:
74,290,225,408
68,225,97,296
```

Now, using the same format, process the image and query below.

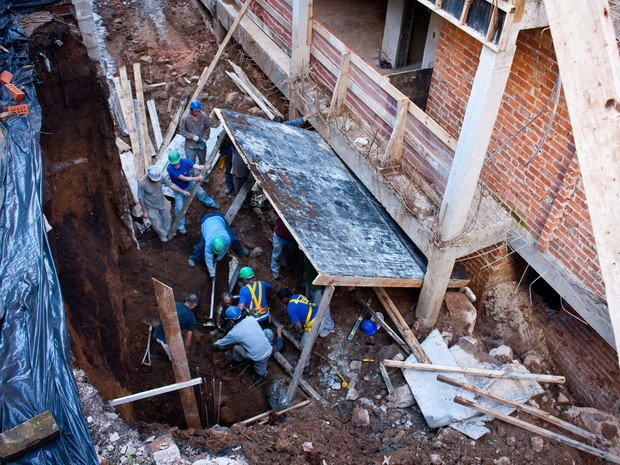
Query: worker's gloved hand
143,217,152,229
197,137,206,151
192,135,200,142
208,342,224,351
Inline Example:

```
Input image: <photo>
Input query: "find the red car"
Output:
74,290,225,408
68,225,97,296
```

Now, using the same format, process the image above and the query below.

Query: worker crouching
209,306,272,383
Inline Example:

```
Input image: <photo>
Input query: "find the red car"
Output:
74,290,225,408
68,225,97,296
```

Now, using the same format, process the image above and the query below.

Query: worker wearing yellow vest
237,267,273,324
277,288,323,373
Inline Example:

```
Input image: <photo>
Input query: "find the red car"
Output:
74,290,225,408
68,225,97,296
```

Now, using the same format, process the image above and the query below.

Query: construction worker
167,150,220,235
270,212,296,280
220,135,235,196
272,111,318,127
304,257,334,337
208,306,273,383
180,99,210,165
277,288,320,373
137,165,179,242
154,293,199,360
188,213,249,278
237,266,272,324
215,291,239,328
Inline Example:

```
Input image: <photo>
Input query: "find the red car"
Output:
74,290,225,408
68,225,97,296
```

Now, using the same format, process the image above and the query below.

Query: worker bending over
188,213,249,278
238,267,272,325
209,306,273,383
154,293,199,360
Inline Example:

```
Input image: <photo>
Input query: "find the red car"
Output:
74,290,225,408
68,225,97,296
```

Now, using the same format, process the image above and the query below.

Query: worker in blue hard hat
167,150,220,235
187,213,249,279
180,99,210,165
208,306,274,383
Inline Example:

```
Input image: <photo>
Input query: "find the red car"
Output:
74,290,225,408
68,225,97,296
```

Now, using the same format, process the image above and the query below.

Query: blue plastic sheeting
0,0,62,13
0,14,98,465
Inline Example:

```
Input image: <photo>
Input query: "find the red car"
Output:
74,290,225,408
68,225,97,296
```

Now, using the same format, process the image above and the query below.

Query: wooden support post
228,60,283,118
291,0,312,77
286,285,334,403
273,352,328,406
373,287,430,363
239,400,311,426
158,92,188,161
383,97,409,167
454,397,620,464
437,375,611,445
358,299,411,355
543,0,620,360
110,378,203,407
167,127,228,240
0,411,60,463
133,63,153,170
227,71,276,119
383,360,566,384
147,99,164,149
224,179,253,224
327,51,351,121
416,248,459,327
267,314,301,351
114,73,143,176
152,279,201,428
379,362,394,394
459,0,473,24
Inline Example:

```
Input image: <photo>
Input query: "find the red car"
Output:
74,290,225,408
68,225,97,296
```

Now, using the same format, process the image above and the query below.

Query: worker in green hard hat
188,213,249,280
238,266,273,325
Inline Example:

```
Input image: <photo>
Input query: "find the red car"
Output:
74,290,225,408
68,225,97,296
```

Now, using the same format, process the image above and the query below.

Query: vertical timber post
290,0,313,119
152,279,201,429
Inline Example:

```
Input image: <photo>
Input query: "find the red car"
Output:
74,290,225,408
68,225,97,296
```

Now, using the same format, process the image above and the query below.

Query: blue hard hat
189,100,202,110
360,319,378,336
225,306,242,321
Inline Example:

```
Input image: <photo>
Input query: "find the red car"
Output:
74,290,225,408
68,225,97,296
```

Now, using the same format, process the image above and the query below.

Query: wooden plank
239,400,310,425
269,314,301,351
437,375,611,445
119,66,144,177
454,396,620,464
113,75,143,176
383,97,409,167
116,136,131,153
379,362,394,395
312,21,458,151
327,51,350,121
459,0,473,24
273,351,328,406
133,63,153,171
0,411,59,462
358,299,411,355
147,99,164,149
110,378,203,406
254,0,291,32
224,179,254,224
226,71,276,119
152,279,201,428
313,272,468,288
167,127,228,240
373,287,431,363
159,92,188,161
291,0,312,76
228,60,283,118
384,361,566,384
543,0,620,363
286,285,334,403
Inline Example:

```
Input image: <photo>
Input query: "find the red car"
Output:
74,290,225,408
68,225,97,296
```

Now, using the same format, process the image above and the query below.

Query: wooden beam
327,51,351,121
287,285,334,403
228,60,283,118
383,360,566,384
224,179,254,224
373,287,431,363
116,136,131,153
437,375,611,445
158,92,188,162
383,97,409,167
114,74,143,176
226,71,276,119
273,351,328,406
167,127,228,240
239,400,311,425
133,63,153,171
110,378,203,407
152,279,201,428
315,273,423,288
359,299,411,355
379,362,394,394
147,99,164,149
266,314,301,352
543,0,620,360
291,0,312,77
416,248,459,327
0,411,59,463
454,397,620,464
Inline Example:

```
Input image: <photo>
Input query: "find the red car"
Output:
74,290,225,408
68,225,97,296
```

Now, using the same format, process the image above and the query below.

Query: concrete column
380,0,415,68
72,0,101,62
416,31,519,327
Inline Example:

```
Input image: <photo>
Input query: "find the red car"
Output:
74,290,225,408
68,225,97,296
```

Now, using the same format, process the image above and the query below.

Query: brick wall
426,23,605,302
535,303,620,411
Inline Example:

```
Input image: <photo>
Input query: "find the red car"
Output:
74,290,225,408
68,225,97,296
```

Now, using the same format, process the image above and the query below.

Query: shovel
204,262,217,328
141,319,155,366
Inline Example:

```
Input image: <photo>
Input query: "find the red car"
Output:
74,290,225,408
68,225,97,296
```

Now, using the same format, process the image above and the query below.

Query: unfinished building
0,0,619,463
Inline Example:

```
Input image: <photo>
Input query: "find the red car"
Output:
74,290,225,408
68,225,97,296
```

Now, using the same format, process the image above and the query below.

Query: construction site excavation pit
16,1,620,464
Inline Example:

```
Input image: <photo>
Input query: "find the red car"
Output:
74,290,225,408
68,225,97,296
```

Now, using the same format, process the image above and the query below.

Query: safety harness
246,281,269,320
290,295,317,332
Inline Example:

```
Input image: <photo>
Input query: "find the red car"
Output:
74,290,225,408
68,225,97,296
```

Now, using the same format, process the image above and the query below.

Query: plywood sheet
218,109,429,287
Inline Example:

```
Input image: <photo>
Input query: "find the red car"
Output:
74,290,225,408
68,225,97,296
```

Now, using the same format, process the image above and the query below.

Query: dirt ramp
30,20,133,400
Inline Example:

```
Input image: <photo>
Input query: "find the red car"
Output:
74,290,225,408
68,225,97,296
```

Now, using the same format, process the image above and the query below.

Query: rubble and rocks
530,436,544,452
351,406,371,427
489,345,514,362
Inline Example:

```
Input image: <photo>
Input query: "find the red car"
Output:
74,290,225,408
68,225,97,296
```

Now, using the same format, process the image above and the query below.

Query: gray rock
441,331,453,346
110,432,120,443
346,388,359,401
139,55,152,64
530,436,544,452
489,345,514,362
505,436,516,446
386,386,415,408
522,351,543,373
494,457,510,465
430,453,442,464
351,407,370,427
225,92,239,105
349,360,362,370
556,393,570,404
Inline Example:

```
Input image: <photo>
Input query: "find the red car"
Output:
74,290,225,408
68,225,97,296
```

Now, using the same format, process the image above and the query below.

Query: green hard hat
239,266,255,279
168,150,181,164
212,237,226,254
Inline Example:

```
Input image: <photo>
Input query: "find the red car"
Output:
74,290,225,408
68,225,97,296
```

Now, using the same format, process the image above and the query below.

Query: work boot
225,186,233,195
272,272,280,281
188,258,195,268
251,372,265,383
159,236,168,243
178,227,187,235
239,248,250,257
211,202,221,210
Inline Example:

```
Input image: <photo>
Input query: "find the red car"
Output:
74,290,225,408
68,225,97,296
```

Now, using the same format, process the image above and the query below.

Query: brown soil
28,2,609,464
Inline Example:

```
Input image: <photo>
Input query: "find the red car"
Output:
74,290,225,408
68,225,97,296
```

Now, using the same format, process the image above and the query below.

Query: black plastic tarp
0,0,63,14
0,13,98,465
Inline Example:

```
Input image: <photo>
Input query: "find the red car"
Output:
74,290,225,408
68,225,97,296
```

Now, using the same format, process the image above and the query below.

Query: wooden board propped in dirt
216,109,468,288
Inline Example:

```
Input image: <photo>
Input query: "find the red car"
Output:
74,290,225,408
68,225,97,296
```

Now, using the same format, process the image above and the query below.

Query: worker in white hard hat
138,165,181,242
